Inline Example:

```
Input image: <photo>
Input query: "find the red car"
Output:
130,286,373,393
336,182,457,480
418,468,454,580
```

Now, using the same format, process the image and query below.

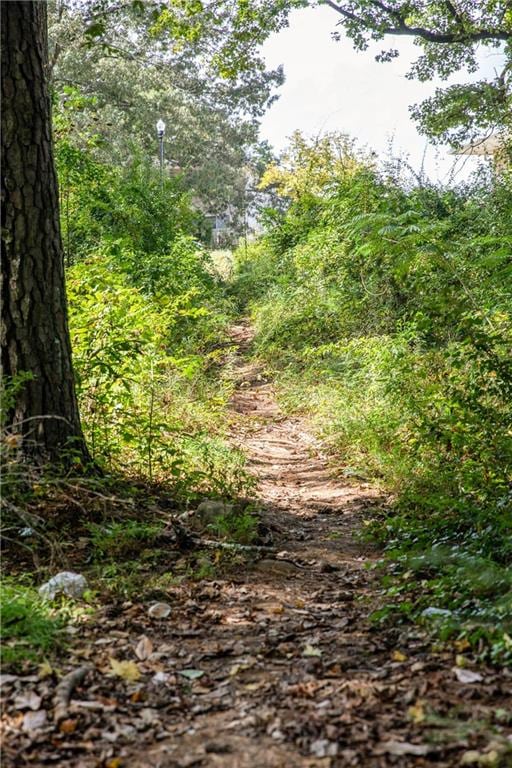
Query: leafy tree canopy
50,0,512,208
320,1,512,147
48,0,289,217
259,131,370,200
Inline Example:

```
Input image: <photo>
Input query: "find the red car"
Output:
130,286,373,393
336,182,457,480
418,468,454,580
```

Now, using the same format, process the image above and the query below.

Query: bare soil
2,324,510,768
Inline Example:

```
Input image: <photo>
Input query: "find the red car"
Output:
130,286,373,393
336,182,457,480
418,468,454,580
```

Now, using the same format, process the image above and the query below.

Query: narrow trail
4,323,509,768
128,323,388,767
227,323,380,569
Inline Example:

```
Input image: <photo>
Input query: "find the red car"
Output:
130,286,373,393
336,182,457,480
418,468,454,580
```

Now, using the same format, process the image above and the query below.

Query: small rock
38,572,88,600
148,602,172,619
195,500,233,529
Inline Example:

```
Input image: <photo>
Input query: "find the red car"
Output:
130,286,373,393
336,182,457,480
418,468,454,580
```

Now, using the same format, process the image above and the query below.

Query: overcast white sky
260,5,503,182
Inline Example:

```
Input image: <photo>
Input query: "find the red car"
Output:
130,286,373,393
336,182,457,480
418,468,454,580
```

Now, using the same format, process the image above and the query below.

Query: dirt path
3,324,510,768
127,325,510,767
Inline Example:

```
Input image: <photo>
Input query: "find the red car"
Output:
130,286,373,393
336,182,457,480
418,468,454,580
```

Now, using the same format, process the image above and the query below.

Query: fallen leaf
303,644,322,658
310,739,338,757
0,674,18,686
135,635,153,661
38,661,54,679
140,707,160,725
179,669,204,680
151,671,171,684
407,701,425,723
109,658,141,683
59,718,78,734
148,602,171,619
392,650,407,662
105,759,123,768
461,751,483,765
22,710,47,732
14,691,42,711
453,667,483,684
244,680,267,691
454,638,471,652
130,690,145,703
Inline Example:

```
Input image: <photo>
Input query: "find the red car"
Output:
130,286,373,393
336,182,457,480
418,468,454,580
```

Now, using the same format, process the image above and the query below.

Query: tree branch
321,0,512,44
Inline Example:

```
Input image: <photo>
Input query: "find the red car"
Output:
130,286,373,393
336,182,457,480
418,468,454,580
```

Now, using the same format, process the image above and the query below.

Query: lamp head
156,119,165,137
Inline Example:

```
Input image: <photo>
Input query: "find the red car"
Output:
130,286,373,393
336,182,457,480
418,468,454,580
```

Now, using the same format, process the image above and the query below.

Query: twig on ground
191,537,275,553
53,666,92,722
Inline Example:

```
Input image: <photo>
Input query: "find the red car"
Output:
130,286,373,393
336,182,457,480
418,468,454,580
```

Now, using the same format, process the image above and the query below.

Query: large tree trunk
1,1,89,462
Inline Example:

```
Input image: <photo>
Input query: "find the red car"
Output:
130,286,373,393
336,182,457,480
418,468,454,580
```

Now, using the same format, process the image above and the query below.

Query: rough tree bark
1,1,89,462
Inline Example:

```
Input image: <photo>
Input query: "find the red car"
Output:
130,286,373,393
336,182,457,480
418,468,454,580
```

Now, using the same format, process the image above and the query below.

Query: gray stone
38,572,88,600
191,500,234,530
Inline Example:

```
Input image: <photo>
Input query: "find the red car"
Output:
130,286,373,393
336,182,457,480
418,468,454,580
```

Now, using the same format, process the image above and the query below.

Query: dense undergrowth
231,133,512,662
1,104,254,665
55,110,246,495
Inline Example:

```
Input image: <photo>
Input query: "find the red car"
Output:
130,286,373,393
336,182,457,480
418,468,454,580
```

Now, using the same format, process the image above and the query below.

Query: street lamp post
156,119,165,190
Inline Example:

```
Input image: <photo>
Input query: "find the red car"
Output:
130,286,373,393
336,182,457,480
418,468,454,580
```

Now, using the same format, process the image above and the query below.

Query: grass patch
0,579,66,666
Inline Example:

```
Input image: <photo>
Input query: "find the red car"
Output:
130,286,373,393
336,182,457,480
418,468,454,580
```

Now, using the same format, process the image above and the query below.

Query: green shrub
206,508,259,544
66,251,249,497
86,520,164,560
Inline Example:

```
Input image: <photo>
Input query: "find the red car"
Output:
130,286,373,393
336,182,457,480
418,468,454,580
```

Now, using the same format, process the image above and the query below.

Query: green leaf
179,669,204,680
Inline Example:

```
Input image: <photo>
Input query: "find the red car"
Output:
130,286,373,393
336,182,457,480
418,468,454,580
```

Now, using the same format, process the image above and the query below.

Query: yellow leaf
407,701,425,723
105,759,123,768
109,658,141,683
454,638,471,652
303,644,322,658
38,660,53,679
455,654,467,668
392,650,407,662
